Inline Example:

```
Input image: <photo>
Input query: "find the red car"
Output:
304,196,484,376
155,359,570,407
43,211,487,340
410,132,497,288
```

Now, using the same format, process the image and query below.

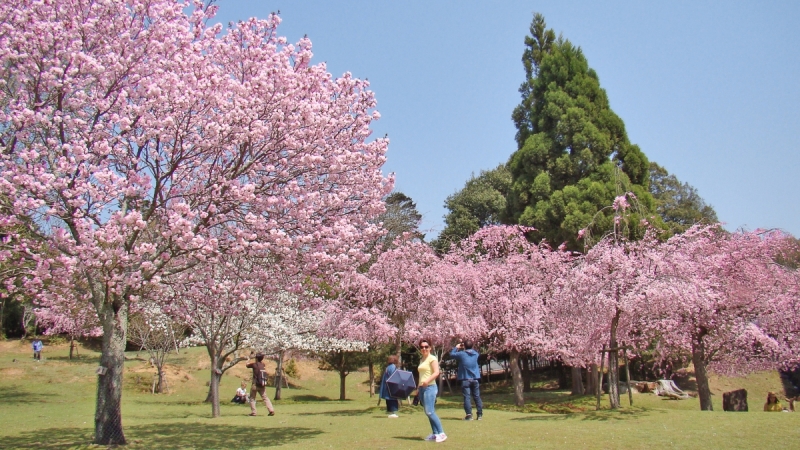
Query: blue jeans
419,385,443,435
461,379,483,416
385,398,398,413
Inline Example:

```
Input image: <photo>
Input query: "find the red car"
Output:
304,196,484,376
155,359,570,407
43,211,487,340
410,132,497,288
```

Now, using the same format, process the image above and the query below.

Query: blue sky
213,1,800,239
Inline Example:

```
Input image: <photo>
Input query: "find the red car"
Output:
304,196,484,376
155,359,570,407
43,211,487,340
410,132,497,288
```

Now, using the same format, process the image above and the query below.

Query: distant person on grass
450,340,483,420
379,354,400,418
417,338,446,443
32,339,43,361
231,381,248,404
246,352,275,416
764,392,782,412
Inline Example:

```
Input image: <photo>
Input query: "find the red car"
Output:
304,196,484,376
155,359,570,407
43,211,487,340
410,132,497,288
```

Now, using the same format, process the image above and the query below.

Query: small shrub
285,358,299,379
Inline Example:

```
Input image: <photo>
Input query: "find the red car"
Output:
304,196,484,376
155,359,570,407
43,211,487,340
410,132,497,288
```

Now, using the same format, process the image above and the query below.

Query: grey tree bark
571,366,585,395
275,352,284,400
692,328,713,411
510,350,525,407
607,308,621,409
94,299,128,445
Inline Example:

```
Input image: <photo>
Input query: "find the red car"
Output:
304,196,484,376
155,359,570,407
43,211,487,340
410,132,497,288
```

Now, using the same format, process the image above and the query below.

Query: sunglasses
420,345,430,349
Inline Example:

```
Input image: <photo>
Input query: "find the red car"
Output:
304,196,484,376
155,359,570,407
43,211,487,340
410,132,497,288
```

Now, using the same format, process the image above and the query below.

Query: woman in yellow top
764,392,782,412
417,339,446,443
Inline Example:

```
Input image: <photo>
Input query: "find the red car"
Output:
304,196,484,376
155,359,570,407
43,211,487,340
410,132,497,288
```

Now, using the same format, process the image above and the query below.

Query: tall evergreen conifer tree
508,14,655,250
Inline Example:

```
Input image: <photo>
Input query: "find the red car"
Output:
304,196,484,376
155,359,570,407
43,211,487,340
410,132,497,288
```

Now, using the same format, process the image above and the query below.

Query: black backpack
254,369,267,388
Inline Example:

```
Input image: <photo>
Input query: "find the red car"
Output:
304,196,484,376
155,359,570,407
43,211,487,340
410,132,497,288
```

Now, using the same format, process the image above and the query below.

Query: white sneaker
425,434,437,441
388,413,398,418
435,433,448,443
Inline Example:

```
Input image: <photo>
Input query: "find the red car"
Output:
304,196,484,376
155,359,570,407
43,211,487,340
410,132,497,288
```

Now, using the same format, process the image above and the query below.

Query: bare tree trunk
204,346,215,404
586,365,598,396
509,350,524,407
275,351,284,401
608,309,621,409
94,301,128,445
155,363,166,394
69,336,75,360
522,355,531,392
209,368,221,418
692,331,713,411
571,366,585,395
339,371,347,401
395,333,403,366
368,360,375,397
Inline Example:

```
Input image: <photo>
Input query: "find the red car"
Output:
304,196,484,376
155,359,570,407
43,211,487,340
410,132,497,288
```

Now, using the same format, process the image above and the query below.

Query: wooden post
623,348,633,407
596,345,605,410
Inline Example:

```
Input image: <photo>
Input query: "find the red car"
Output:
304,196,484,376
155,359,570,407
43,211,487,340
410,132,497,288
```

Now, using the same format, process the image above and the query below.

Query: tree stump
723,389,748,411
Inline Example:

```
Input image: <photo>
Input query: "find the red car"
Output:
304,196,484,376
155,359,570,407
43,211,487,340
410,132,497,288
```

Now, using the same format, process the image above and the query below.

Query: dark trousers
385,398,399,413
461,379,483,416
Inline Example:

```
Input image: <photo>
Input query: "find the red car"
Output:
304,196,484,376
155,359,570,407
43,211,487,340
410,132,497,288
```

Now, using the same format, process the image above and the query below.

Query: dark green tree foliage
361,192,424,271
378,192,424,248
433,164,511,254
649,162,718,235
507,14,655,250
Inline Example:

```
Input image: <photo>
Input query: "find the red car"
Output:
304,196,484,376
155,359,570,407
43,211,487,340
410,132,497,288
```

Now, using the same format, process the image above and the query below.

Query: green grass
0,339,798,449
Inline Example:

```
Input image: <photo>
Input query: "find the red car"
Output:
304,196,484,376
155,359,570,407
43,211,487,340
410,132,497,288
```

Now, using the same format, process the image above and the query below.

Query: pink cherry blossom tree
449,225,571,407
645,225,795,410
556,192,662,408
0,1,390,443
35,294,102,360
557,233,657,408
330,240,440,362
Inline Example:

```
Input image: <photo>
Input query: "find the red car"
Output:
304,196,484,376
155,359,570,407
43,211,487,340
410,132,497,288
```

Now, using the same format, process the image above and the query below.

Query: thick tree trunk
692,333,713,411
94,302,128,445
204,346,216,403
571,366,585,395
586,365,598,396
339,372,347,400
607,309,621,409
275,352,284,400
509,349,525,407
209,367,221,418
522,356,531,392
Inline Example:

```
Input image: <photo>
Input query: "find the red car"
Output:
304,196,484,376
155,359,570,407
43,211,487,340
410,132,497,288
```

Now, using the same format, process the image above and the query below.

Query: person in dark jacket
246,352,275,416
450,340,483,420
379,354,400,417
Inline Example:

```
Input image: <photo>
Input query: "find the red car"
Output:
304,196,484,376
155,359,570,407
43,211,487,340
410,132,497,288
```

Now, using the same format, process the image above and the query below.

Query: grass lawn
0,339,798,449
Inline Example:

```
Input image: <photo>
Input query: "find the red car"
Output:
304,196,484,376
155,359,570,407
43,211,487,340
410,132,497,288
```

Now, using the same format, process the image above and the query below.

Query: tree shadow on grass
295,407,375,417
0,385,49,404
1,423,323,449
511,408,664,422
289,394,336,402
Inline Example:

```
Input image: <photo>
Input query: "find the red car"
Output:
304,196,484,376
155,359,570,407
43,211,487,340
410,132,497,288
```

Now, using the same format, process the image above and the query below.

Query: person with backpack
246,352,275,416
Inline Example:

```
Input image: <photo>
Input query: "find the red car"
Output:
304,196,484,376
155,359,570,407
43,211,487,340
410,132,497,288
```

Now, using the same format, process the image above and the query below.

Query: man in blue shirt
450,340,483,420
32,339,43,361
